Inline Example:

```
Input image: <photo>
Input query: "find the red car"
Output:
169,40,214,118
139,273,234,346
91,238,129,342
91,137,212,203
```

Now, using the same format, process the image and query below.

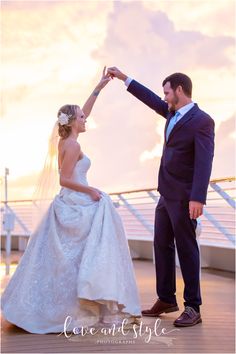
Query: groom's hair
162,73,192,98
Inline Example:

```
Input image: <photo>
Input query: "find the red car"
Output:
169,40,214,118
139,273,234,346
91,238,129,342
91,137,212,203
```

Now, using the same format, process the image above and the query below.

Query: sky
1,0,236,201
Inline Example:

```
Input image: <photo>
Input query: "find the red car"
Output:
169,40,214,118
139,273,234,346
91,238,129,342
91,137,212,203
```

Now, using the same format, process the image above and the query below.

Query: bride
1,68,141,334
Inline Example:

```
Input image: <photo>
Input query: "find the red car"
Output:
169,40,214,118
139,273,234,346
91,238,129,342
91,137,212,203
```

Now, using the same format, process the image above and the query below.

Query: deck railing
1,177,235,274
109,177,235,248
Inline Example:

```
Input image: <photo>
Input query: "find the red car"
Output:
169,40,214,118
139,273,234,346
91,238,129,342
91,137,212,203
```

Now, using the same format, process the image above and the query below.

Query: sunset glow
1,0,235,200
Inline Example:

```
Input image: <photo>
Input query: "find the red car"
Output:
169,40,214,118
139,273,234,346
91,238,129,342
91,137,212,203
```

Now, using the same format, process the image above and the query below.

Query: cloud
142,0,236,37
95,1,234,75
2,1,113,87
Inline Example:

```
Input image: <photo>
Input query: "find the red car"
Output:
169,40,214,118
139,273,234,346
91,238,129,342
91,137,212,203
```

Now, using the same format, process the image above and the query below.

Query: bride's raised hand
82,66,111,118
96,66,111,91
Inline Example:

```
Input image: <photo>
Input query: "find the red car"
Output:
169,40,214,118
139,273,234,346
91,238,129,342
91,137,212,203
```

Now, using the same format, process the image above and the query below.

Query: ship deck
1,255,235,354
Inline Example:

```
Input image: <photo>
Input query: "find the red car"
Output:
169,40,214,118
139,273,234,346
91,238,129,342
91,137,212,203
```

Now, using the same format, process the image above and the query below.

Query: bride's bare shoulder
58,138,81,168
58,137,81,152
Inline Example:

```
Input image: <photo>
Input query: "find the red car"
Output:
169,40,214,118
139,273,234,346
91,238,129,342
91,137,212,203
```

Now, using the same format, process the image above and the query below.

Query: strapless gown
1,155,141,334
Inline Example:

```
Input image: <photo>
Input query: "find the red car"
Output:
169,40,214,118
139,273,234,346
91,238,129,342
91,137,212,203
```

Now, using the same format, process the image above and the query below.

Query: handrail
0,177,235,275
1,177,235,204
210,177,235,183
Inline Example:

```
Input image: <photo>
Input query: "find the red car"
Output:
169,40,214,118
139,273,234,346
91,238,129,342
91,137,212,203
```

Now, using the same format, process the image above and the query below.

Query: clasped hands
96,66,127,91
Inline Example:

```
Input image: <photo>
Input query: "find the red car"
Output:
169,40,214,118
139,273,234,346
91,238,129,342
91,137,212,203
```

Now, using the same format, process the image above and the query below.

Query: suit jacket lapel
166,104,198,142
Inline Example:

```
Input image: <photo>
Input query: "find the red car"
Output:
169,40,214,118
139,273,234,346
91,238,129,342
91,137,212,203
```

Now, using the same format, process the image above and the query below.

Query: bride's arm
82,66,111,118
59,142,101,201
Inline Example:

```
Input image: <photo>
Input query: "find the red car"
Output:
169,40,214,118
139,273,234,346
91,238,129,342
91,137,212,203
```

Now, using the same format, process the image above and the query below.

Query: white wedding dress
1,155,141,334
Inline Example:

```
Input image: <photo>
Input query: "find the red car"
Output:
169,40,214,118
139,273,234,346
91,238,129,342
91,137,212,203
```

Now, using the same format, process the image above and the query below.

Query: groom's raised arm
127,80,169,118
108,67,169,118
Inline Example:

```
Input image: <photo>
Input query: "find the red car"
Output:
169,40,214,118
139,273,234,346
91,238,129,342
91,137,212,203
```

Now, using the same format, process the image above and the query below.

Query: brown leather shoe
142,299,179,317
173,306,202,327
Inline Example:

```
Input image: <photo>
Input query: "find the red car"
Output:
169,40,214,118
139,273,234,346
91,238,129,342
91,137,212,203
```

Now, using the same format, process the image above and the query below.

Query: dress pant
154,196,202,311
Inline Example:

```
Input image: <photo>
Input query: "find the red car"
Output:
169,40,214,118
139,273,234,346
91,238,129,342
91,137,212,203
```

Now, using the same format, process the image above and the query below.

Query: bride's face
73,107,87,133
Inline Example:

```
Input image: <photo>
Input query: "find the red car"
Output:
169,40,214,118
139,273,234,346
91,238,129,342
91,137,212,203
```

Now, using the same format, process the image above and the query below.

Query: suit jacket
127,80,215,204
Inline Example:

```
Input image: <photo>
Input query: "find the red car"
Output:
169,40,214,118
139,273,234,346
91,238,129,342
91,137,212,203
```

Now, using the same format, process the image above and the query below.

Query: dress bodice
71,154,91,186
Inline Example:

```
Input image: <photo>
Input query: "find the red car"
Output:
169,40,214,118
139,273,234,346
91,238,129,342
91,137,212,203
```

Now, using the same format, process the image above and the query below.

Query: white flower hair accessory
58,112,72,125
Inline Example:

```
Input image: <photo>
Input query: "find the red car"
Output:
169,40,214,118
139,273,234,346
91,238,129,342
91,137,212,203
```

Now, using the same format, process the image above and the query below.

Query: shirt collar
176,102,195,117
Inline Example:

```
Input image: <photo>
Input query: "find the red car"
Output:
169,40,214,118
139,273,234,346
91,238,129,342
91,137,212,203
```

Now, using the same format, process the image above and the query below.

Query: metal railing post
203,209,235,244
117,194,153,234
210,181,236,209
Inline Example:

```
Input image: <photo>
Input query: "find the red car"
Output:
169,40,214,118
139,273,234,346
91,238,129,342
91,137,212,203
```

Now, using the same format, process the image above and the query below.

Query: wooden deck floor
1,257,235,353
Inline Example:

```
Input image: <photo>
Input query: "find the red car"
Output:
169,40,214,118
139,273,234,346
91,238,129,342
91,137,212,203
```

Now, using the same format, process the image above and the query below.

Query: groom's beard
168,94,179,112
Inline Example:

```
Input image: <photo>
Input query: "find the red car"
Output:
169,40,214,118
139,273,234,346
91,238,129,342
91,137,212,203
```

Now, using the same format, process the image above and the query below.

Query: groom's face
163,82,179,112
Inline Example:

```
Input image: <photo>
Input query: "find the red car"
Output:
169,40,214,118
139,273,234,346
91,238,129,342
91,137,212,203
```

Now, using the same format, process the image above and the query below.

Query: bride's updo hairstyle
57,104,79,139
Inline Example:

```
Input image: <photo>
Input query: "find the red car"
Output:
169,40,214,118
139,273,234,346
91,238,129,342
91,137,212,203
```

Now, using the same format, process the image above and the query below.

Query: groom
107,67,215,327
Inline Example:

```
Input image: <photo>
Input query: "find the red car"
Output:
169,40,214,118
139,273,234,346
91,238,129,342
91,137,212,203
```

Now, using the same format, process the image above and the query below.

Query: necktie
166,111,180,141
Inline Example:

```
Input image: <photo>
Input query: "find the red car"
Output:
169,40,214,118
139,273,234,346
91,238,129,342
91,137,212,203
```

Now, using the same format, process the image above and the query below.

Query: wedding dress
1,155,141,334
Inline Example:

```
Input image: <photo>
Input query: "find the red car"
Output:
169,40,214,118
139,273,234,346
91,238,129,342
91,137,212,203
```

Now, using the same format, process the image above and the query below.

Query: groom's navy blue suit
127,80,215,311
